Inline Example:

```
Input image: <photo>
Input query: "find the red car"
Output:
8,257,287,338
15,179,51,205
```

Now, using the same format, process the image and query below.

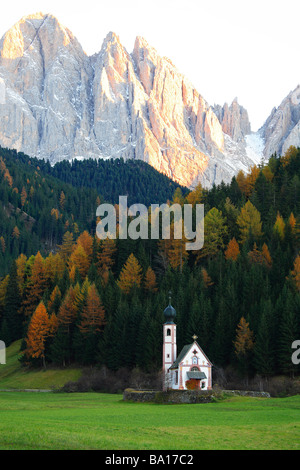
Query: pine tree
2,261,23,344
197,208,227,260
22,252,46,317
253,299,275,377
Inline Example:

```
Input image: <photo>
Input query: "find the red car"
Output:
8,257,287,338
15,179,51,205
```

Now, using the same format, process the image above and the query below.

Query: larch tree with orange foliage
144,266,158,293
225,237,240,261
234,317,254,377
201,268,214,288
76,231,94,260
24,302,51,368
97,238,117,284
57,284,80,333
79,284,106,335
69,244,90,279
288,255,300,292
117,253,143,294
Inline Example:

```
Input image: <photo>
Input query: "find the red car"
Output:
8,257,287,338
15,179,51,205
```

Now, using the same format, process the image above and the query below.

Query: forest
0,144,299,383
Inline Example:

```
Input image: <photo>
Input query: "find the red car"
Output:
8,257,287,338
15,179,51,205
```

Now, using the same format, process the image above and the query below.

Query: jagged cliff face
0,13,260,188
260,84,300,158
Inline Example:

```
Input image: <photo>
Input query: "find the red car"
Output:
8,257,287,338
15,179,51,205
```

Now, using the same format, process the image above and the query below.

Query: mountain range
0,13,299,189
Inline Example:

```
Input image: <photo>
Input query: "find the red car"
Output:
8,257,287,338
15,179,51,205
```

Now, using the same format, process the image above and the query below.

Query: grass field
0,341,300,450
0,340,81,390
0,391,299,450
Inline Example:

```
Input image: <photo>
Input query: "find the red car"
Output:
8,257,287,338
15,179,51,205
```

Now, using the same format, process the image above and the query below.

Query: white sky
0,0,299,131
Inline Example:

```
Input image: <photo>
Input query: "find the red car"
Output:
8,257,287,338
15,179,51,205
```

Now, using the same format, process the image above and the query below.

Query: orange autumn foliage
234,317,254,357
79,284,106,334
225,237,240,261
144,266,158,293
25,302,51,365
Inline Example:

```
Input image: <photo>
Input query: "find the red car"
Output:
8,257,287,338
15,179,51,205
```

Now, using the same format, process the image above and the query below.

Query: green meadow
0,392,299,450
0,341,299,450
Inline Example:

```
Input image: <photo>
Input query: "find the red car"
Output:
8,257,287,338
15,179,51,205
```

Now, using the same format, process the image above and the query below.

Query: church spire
163,291,176,324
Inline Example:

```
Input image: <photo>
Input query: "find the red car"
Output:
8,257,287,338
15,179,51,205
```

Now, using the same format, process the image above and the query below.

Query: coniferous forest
0,144,299,385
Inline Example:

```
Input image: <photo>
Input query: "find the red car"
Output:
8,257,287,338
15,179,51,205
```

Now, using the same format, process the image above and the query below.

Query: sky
0,0,299,131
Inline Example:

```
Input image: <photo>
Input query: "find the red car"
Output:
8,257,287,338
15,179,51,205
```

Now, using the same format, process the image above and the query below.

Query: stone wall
123,388,270,404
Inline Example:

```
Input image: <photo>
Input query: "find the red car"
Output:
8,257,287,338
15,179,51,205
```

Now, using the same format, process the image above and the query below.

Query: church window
192,356,198,365
175,371,178,384
167,328,171,336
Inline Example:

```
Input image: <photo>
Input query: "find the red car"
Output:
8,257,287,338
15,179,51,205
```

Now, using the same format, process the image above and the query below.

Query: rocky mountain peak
213,98,251,142
0,13,264,189
260,83,300,158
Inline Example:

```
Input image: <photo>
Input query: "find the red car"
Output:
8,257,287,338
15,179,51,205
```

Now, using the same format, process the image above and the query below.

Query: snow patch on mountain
245,132,265,166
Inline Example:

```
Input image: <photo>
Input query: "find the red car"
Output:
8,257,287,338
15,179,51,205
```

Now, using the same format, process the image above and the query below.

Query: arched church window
191,366,199,371
192,356,198,365
167,328,171,336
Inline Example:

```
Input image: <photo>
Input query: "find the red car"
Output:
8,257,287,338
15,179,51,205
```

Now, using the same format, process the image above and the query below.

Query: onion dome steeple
164,291,176,324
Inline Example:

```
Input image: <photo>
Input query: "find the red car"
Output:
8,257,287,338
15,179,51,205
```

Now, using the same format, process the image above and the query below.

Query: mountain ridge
0,13,298,189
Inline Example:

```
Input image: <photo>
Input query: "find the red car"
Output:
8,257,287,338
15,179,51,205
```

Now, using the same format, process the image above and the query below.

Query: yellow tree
168,223,189,272
117,253,143,294
273,212,285,240
69,244,90,279
186,183,203,206
237,200,263,244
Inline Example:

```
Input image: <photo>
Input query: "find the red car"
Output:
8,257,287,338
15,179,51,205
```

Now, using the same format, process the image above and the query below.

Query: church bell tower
163,292,177,390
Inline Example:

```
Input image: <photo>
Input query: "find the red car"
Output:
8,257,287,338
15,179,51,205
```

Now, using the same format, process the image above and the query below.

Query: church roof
169,344,193,369
187,371,207,380
169,341,213,369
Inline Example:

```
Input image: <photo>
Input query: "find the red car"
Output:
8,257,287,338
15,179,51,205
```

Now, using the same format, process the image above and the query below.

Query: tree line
0,145,299,379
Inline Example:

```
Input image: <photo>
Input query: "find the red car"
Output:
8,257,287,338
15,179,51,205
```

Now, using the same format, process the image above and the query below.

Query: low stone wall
123,388,270,404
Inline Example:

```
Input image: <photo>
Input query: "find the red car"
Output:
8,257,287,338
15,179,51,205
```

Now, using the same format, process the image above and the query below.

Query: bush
60,366,163,394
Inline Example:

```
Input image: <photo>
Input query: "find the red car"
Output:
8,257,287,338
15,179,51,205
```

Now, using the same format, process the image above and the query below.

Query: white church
163,295,213,391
